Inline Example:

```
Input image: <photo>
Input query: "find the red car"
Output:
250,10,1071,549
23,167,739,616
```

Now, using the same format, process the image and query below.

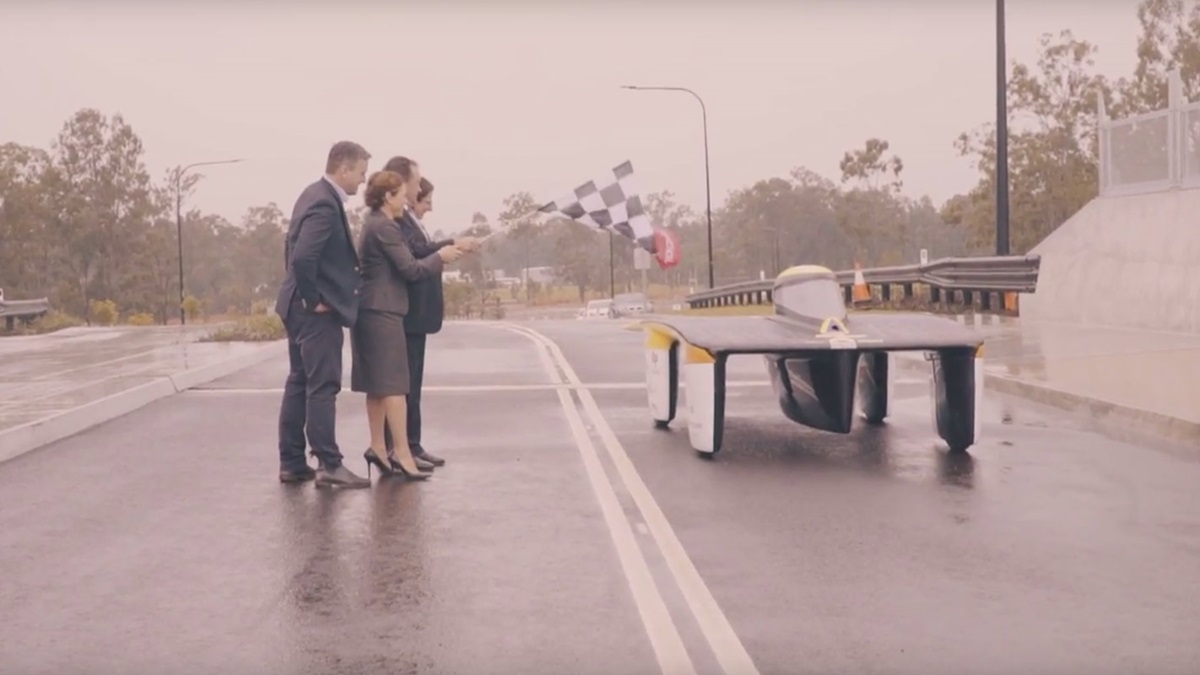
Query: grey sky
2,1,1143,236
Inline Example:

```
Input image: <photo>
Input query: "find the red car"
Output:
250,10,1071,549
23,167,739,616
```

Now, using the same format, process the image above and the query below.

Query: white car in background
612,292,652,316
578,299,616,319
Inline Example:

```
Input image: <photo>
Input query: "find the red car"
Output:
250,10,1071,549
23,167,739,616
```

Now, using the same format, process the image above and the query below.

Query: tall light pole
175,158,244,325
608,233,615,298
995,0,1010,256
620,85,714,288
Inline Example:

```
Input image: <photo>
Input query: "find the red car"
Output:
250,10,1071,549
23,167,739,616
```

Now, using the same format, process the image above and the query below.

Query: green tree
551,217,608,301
496,192,543,301
838,138,904,194
45,109,159,317
0,143,54,299
459,211,494,288
234,203,290,311
947,31,1111,254
834,139,909,264
1116,0,1200,113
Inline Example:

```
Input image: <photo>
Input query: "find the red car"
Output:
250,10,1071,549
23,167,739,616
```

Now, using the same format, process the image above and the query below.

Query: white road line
500,323,762,675
187,380,921,397
515,325,697,674
184,381,773,395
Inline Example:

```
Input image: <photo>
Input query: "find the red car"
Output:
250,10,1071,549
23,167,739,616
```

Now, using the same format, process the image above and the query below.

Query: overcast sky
2,0,1146,235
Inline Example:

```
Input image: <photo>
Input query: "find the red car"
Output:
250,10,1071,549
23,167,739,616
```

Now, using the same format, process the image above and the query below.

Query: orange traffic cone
1003,291,1018,313
851,262,870,305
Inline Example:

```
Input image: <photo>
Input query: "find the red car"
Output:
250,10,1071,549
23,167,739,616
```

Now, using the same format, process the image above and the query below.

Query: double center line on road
497,323,762,675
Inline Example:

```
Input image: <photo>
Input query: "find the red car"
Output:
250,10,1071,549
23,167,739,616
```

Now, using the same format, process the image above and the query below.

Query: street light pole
620,85,714,288
995,0,1010,256
175,158,244,325
609,233,615,298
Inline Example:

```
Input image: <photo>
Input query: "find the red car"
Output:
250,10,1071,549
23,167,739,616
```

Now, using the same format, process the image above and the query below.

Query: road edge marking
503,323,762,675
506,324,697,675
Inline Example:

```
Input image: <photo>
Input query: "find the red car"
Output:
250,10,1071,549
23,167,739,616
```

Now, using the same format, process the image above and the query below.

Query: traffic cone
1003,291,1018,313
851,262,870,305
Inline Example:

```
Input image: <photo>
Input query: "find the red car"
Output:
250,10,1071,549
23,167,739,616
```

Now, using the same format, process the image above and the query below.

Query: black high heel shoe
364,448,394,478
387,453,432,480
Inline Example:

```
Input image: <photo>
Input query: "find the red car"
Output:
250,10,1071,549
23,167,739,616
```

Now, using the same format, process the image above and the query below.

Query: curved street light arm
619,85,715,288
174,158,245,325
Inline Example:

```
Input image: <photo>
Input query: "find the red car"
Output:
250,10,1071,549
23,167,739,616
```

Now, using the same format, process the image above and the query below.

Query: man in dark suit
382,156,479,467
275,141,373,488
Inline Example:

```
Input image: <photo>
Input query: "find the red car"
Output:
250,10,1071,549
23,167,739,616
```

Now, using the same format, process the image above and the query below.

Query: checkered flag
537,160,657,253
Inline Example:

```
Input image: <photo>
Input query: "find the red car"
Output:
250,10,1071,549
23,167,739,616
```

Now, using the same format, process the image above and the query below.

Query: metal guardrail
0,298,52,330
686,255,1040,313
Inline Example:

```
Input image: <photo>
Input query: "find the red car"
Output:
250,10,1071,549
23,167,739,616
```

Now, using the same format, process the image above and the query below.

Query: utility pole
608,234,615,298
995,0,1011,255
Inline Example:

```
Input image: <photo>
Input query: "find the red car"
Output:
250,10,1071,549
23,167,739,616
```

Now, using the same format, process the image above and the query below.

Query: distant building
461,267,558,287
520,266,558,284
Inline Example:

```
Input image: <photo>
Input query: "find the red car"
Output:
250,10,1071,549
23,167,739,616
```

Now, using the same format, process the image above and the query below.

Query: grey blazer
356,209,444,315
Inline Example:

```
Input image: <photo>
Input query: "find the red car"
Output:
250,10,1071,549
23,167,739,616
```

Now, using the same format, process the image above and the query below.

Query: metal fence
686,255,1040,314
1100,69,1200,197
0,298,51,330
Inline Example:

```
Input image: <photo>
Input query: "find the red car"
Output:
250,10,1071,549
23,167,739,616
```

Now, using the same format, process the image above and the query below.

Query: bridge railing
1099,68,1200,197
686,255,1040,315
0,298,52,330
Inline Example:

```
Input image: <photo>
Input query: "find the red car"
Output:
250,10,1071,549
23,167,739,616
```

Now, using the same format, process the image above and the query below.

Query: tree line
1,0,1195,322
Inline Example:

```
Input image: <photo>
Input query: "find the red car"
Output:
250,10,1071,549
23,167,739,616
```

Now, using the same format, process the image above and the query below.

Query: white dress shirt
405,203,432,241
322,175,349,204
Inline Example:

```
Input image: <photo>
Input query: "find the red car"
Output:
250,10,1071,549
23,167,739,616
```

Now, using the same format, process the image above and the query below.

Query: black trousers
277,300,345,470
384,332,427,453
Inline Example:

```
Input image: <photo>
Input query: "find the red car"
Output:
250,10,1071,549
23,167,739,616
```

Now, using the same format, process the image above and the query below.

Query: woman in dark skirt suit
352,169,461,479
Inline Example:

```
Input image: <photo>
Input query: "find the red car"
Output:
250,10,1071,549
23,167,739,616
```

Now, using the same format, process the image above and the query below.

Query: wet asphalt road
2,319,1199,674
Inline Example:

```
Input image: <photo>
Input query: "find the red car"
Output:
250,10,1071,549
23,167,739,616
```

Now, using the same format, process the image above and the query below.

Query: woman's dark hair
417,177,434,203
363,170,406,210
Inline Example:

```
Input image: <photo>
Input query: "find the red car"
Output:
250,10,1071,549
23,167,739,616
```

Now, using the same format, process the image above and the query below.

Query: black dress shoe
415,455,436,471
414,449,445,466
279,466,316,483
315,464,370,489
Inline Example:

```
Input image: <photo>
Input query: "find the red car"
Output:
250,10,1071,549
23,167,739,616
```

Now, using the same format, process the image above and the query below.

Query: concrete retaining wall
1019,187,1200,334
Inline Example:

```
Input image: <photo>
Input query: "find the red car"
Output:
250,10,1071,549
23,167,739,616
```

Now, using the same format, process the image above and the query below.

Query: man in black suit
275,141,373,488
382,156,479,467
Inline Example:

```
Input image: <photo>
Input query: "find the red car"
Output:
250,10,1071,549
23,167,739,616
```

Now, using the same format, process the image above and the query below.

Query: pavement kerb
0,339,284,465
890,351,1200,453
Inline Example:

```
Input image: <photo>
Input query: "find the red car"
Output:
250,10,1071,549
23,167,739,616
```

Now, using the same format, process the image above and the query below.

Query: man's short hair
326,141,371,174
383,155,418,181
417,177,434,202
